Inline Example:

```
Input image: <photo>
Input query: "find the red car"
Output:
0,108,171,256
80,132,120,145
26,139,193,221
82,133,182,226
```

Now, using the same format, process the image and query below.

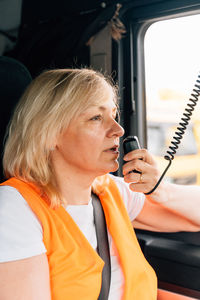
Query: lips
110,146,118,151
104,145,119,153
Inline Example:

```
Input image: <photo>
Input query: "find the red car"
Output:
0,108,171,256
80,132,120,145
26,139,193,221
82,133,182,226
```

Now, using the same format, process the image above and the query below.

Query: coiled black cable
145,74,200,195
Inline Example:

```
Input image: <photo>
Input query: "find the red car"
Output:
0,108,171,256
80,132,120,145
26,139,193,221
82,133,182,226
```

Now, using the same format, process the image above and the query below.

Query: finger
124,172,141,183
123,164,141,176
124,148,156,166
129,182,153,194
124,163,160,191
127,167,160,193
128,173,158,193
123,158,149,176
123,161,141,176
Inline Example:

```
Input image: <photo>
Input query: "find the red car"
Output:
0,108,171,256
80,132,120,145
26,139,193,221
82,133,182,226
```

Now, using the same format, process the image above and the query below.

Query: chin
110,163,119,172
94,160,119,176
104,161,119,174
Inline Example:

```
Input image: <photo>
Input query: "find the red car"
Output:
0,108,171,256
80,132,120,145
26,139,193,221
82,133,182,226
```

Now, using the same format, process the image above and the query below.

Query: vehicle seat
0,56,32,182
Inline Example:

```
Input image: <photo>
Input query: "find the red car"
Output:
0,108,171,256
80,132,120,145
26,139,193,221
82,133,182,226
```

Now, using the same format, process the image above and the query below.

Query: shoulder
0,185,41,224
0,185,46,262
108,174,145,221
0,185,31,213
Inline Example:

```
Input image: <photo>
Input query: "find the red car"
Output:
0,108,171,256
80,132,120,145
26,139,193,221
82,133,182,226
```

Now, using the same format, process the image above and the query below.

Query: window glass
145,15,200,184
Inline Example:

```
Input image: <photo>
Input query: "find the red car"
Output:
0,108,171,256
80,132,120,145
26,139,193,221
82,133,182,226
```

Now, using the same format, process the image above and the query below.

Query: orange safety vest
1,176,157,299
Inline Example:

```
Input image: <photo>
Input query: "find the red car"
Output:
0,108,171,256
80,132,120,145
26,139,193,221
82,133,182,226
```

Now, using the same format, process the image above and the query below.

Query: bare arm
123,149,200,231
0,254,51,300
147,181,200,227
133,193,200,232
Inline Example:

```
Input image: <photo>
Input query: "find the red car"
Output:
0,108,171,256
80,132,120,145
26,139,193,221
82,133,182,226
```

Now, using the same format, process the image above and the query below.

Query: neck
51,159,97,206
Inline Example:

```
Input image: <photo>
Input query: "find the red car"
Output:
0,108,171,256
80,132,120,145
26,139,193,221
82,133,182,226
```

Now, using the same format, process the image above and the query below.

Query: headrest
0,56,32,181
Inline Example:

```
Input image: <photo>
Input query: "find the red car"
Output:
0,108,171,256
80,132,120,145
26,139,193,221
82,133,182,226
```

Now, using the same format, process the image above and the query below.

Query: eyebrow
98,105,117,113
81,105,117,115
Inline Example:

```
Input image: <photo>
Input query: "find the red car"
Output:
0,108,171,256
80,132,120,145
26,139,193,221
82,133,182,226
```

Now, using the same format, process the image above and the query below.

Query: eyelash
90,115,102,121
90,113,119,122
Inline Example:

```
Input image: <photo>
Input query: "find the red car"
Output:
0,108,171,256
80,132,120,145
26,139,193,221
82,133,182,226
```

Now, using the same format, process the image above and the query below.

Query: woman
0,68,200,300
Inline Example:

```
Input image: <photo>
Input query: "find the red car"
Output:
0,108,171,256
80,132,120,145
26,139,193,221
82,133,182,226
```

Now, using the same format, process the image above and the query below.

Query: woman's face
54,96,124,177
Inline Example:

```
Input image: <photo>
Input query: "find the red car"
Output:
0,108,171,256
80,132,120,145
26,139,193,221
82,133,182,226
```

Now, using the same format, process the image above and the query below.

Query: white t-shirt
0,174,145,300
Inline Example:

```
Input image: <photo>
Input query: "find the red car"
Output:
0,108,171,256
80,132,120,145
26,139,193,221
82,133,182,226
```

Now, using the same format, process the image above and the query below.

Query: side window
144,15,200,185
128,8,200,298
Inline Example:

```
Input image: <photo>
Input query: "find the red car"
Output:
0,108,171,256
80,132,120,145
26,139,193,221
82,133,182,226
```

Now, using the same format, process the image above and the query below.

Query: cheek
70,135,100,158
79,137,100,156
77,129,102,149
57,126,104,161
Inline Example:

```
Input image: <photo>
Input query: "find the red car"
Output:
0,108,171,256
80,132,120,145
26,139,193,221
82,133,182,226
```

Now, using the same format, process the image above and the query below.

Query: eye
90,114,102,121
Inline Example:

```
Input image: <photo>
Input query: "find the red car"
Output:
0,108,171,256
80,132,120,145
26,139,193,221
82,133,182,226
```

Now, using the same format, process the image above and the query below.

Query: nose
107,119,125,138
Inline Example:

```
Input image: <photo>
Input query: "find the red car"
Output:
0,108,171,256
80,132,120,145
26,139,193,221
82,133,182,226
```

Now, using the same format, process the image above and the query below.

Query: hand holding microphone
123,136,142,175
122,136,159,193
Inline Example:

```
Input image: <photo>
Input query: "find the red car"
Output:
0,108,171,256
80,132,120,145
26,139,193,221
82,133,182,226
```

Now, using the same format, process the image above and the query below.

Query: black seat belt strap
91,192,111,300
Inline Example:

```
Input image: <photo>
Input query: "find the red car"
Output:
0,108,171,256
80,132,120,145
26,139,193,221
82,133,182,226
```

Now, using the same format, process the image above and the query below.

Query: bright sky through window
145,14,200,103
145,14,200,185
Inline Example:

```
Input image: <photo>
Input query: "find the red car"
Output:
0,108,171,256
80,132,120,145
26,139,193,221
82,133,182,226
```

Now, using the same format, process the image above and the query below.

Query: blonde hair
3,68,118,207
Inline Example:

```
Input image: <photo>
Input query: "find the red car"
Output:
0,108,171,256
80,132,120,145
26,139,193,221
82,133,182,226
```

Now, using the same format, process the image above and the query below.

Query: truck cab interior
1,0,200,299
